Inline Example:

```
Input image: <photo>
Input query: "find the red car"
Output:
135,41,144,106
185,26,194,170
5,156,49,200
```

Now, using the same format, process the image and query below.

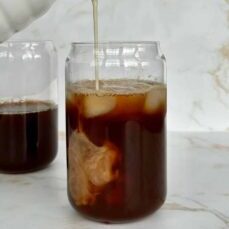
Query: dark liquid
66,80,166,223
0,101,58,173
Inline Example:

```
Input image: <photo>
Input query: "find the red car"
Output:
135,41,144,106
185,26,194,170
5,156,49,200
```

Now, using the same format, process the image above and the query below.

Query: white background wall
9,0,229,132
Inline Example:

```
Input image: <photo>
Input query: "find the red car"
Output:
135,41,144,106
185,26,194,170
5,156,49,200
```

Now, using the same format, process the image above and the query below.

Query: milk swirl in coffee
66,1,167,223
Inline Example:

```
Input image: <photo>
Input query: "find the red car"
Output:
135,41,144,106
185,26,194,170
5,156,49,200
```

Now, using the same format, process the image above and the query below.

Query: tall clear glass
0,41,58,173
66,42,166,223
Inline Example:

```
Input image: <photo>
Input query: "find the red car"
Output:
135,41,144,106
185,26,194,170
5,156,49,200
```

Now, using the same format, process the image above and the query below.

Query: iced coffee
0,101,58,173
66,79,166,222
0,41,58,173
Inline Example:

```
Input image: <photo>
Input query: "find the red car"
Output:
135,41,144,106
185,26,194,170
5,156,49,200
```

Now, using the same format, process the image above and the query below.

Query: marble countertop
0,132,229,229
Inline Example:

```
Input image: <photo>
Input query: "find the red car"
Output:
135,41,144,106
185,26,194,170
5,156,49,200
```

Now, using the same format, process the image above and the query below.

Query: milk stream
91,0,100,90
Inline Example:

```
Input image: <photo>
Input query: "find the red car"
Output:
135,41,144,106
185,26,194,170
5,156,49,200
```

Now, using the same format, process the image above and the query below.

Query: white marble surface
0,132,229,229
6,0,229,132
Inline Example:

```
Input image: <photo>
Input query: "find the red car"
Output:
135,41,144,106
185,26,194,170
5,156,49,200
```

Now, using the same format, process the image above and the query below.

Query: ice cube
83,95,116,118
116,94,145,115
144,85,166,114
68,131,119,206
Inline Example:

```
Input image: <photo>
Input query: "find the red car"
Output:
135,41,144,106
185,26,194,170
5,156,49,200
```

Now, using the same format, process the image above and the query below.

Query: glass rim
71,41,160,46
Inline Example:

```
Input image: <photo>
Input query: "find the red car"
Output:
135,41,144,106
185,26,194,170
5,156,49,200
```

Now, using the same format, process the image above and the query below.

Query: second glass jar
0,41,58,173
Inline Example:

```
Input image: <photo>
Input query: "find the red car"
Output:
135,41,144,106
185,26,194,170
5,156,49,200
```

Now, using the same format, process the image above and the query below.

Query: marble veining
165,200,229,227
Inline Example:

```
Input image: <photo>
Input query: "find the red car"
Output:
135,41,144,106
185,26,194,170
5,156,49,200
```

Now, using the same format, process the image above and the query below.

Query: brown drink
66,79,166,223
0,100,58,173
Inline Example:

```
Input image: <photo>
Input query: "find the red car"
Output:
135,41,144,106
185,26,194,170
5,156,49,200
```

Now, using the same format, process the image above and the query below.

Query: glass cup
65,42,166,223
0,41,58,173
